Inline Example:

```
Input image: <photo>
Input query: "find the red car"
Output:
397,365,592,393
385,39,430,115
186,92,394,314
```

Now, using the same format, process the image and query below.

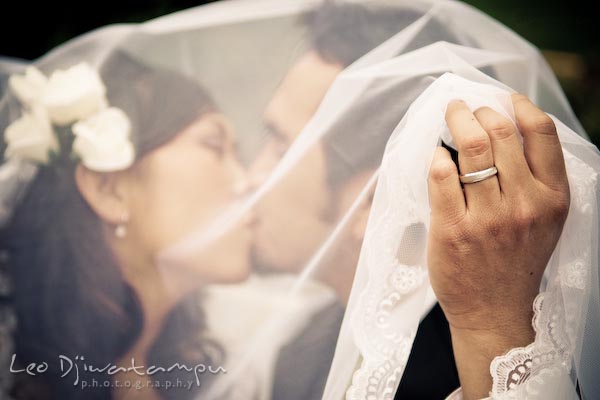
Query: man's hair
302,1,426,195
302,1,468,193
303,1,423,67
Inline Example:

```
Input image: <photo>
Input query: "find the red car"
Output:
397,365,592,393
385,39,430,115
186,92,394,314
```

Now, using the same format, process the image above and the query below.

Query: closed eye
263,122,291,156
200,135,225,156
199,122,228,157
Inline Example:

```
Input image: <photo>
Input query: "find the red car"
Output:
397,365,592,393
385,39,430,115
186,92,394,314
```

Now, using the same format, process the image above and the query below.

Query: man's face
249,51,343,273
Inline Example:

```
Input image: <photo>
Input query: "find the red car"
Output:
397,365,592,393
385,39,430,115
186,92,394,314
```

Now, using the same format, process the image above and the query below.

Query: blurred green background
465,0,599,146
1,0,598,146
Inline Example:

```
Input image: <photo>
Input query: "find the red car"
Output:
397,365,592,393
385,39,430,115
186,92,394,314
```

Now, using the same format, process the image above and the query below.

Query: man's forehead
264,51,343,139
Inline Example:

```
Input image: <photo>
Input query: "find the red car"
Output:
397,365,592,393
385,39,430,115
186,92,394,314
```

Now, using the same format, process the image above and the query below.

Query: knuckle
524,114,557,136
460,136,491,158
550,192,570,221
443,224,472,249
511,93,530,106
516,213,536,231
534,114,557,135
433,217,468,240
475,107,515,141
429,159,457,183
486,119,515,140
514,205,538,230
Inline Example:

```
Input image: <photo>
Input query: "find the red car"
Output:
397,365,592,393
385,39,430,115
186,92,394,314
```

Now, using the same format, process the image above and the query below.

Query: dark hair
322,75,437,192
302,2,425,193
302,1,423,67
1,51,220,399
303,1,480,191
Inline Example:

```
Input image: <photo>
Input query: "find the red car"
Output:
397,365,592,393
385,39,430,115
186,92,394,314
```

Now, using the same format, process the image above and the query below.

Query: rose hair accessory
5,63,134,172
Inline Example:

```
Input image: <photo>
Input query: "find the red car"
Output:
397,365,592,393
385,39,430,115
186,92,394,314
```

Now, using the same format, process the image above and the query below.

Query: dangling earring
115,211,130,238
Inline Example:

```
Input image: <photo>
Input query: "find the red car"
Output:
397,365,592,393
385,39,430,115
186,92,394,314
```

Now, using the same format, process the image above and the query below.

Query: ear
74,164,128,225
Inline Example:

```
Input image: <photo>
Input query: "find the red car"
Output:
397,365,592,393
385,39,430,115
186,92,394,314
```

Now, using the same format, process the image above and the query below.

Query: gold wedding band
459,166,498,184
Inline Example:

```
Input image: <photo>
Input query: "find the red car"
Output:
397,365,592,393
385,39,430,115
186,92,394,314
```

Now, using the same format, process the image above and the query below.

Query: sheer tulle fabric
0,1,598,400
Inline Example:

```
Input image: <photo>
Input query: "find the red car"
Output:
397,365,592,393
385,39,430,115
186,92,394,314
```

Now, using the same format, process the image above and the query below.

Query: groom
250,2,570,400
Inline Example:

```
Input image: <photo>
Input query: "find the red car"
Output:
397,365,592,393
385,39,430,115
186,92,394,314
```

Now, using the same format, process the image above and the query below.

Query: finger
445,100,500,211
428,146,466,225
511,94,568,190
473,107,534,196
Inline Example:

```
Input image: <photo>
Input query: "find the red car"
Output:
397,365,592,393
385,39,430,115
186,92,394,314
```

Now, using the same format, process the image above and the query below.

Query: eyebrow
213,120,243,156
264,120,289,143
207,119,229,145
212,120,226,137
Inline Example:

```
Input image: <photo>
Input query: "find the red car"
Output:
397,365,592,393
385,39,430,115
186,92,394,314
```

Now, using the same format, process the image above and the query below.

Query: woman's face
121,112,254,285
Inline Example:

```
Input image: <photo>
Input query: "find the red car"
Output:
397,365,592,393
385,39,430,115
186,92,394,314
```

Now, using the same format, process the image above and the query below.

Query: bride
1,50,255,399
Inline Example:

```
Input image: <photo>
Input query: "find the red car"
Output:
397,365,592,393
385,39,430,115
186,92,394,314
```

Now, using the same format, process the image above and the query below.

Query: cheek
256,145,331,268
251,141,282,178
133,152,232,253
281,146,329,215
134,153,252,284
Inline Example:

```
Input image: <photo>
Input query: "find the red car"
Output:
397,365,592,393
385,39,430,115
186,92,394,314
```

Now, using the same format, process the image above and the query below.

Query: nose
247,148,274,192
228,155,259,229
230,156,251,197
247,169,269,192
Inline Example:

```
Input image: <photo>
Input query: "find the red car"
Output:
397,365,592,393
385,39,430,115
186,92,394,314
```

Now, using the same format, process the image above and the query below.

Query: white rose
42,63,108,126
8,66,48,107
4,107,58,164
72,107,135,172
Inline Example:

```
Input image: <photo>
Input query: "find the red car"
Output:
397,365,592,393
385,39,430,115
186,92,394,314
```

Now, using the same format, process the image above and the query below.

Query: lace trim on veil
345,144,432,400
486,150,596,400
344,134,596,400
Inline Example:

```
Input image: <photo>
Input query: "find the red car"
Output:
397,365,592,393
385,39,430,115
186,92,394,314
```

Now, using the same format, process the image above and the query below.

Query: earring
115,211,129,238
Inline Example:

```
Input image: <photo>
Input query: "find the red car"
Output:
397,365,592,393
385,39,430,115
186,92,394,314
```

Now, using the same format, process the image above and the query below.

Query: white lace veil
0,1,598,399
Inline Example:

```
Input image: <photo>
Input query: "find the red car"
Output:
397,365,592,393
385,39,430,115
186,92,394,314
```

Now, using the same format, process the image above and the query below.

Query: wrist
444,295,537,347
451,308,535,349
448,315,535,400
450,321,534,362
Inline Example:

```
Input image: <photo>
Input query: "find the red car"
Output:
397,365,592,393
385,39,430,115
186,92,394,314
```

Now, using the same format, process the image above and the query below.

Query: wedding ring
459,166,498,184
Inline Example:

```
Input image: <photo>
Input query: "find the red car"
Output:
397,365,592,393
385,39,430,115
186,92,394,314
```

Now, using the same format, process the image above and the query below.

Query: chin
213,257,252,284
250,233,277,272
251,237,301,275
157,236,252,285
213,231,253,283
